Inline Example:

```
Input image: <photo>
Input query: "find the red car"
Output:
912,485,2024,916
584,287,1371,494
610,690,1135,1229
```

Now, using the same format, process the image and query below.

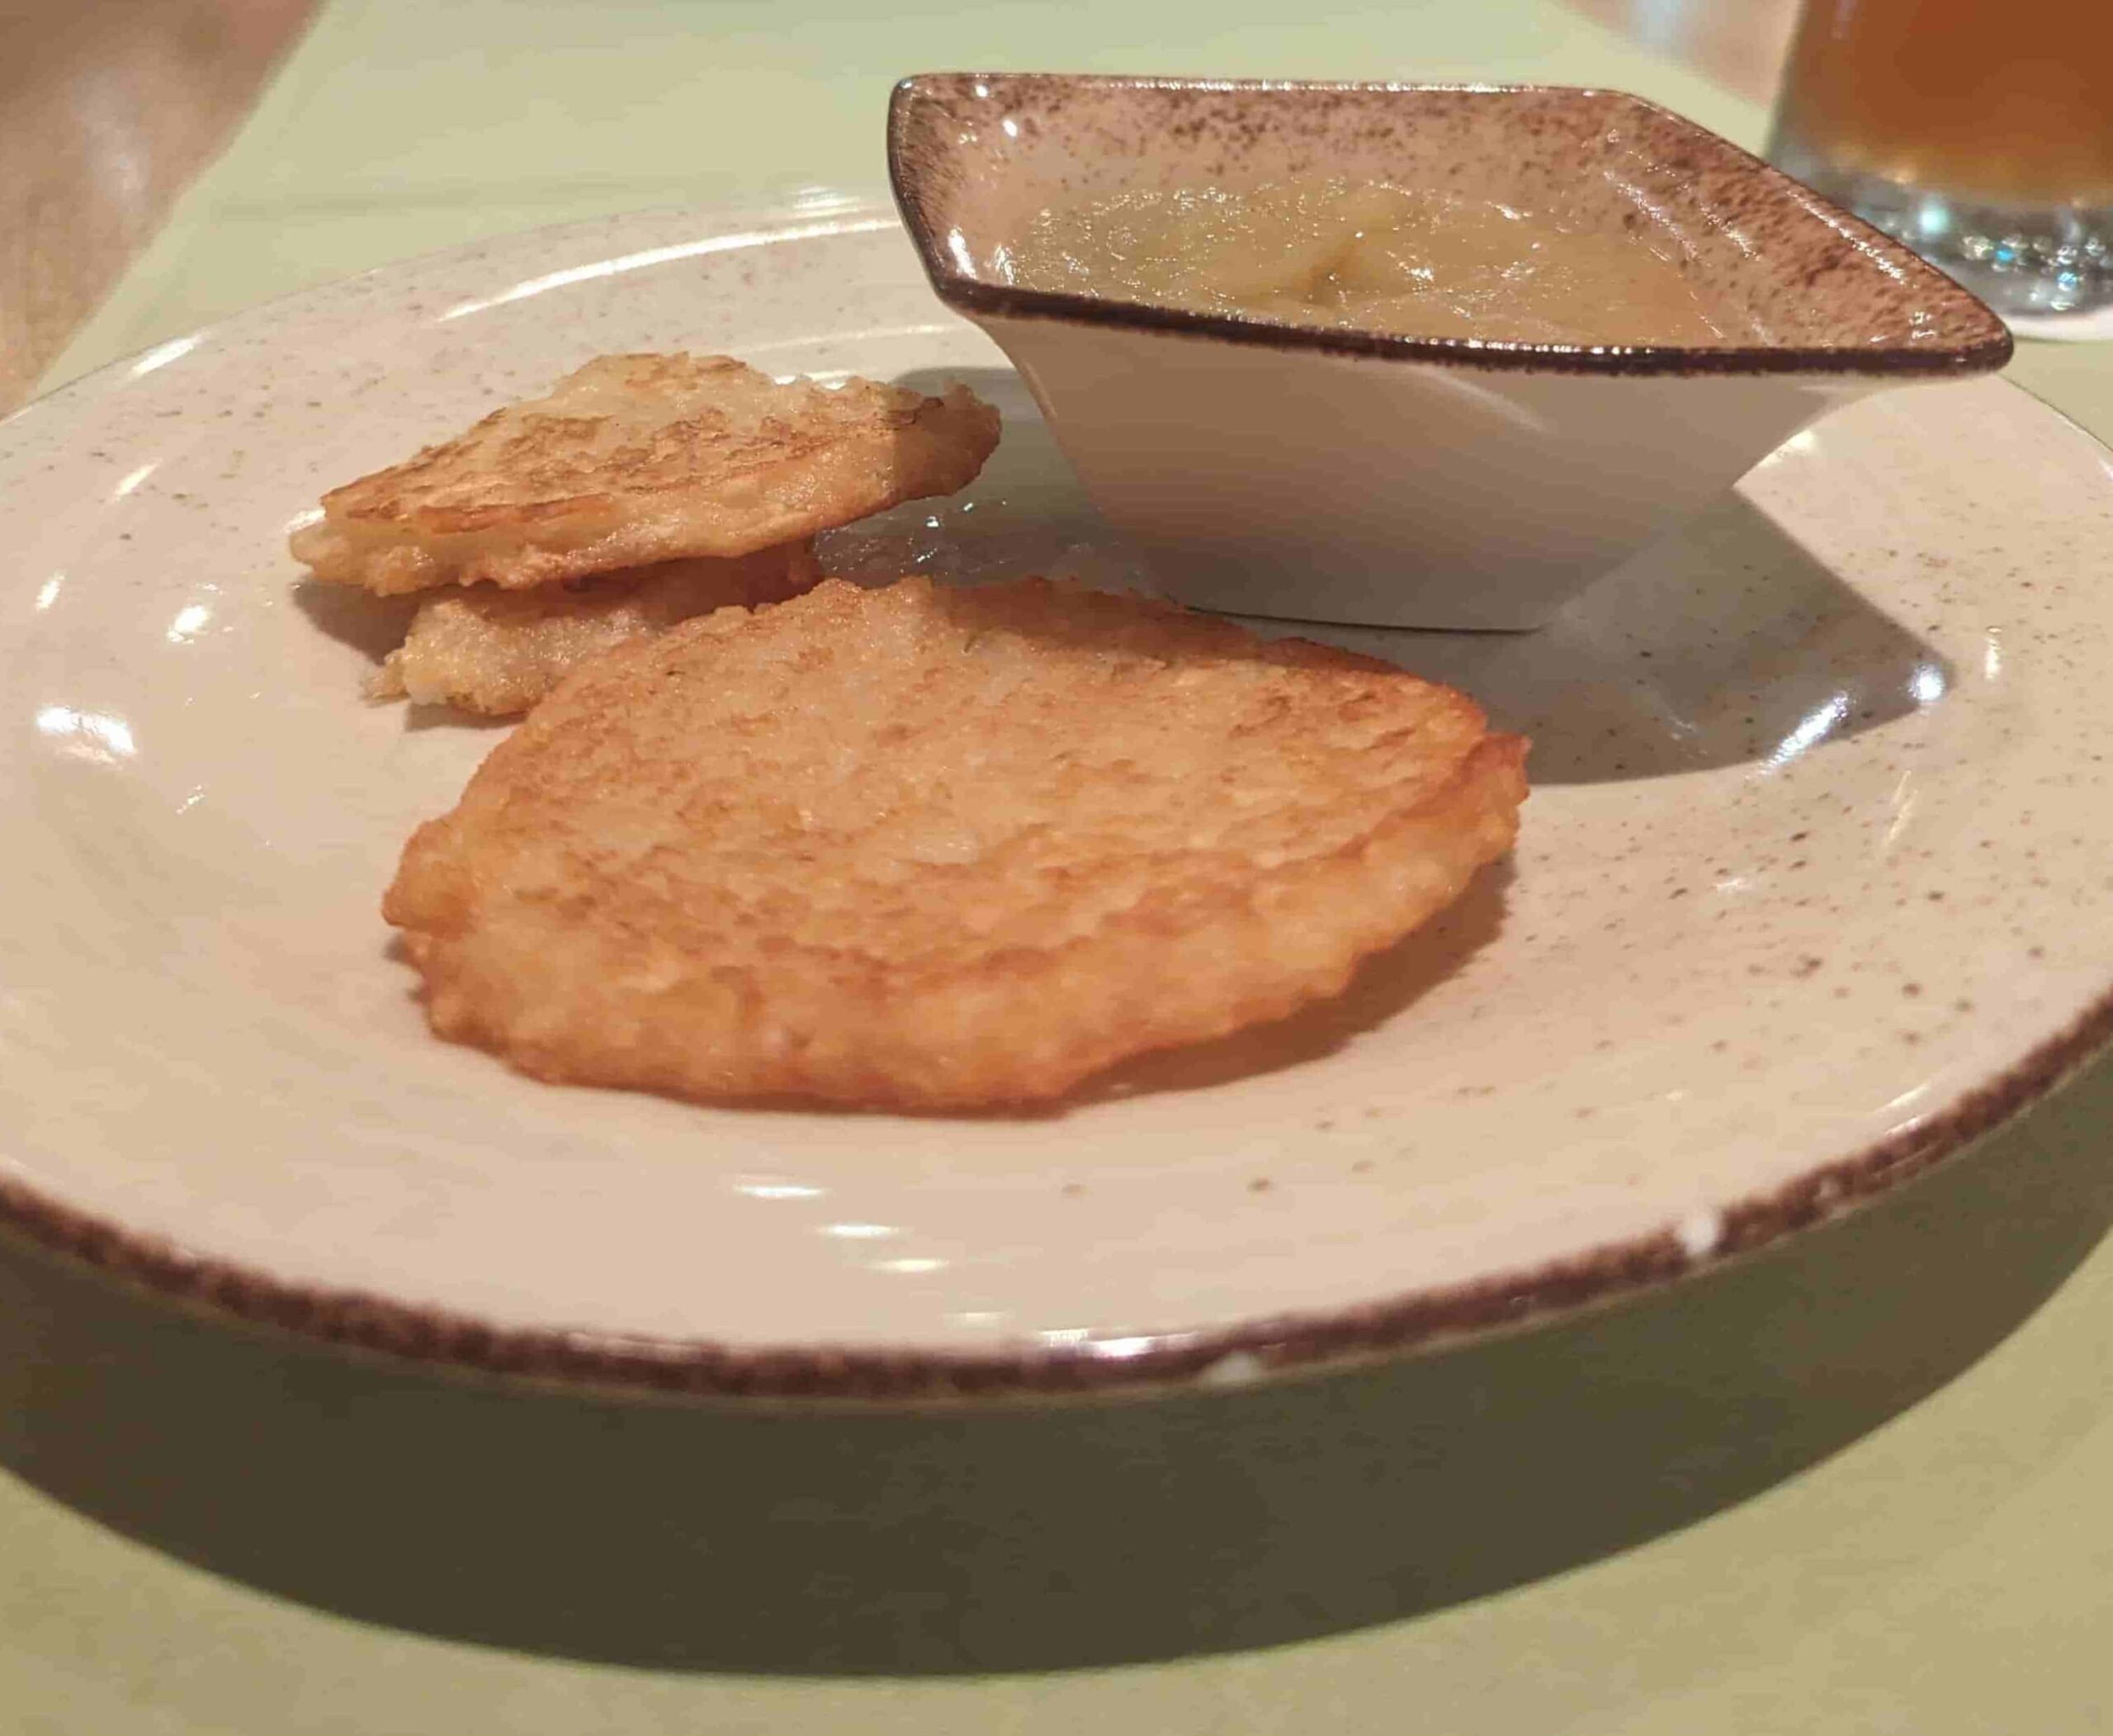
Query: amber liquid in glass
1768,0,2113,315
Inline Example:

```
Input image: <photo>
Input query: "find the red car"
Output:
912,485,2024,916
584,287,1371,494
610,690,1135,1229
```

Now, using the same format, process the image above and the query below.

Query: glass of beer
1766,0,2113,320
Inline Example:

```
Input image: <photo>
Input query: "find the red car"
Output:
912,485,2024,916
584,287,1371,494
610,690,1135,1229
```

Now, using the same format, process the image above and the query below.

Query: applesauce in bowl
1008,178,1746,347
889,76,2010,630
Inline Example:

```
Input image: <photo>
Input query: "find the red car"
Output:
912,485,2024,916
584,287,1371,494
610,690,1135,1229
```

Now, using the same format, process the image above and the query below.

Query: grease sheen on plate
3,196,2112,1396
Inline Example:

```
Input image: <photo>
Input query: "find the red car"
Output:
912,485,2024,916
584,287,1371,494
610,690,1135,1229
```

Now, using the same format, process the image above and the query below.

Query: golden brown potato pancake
369,541,820,717
385,577,1528,1109
291,355,998,595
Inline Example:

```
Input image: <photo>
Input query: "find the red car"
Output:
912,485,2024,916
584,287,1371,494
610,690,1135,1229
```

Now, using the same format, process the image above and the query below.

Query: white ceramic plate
5,196,2112,1398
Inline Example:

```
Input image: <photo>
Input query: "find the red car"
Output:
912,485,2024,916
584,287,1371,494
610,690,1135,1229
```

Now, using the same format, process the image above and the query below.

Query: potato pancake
385,578,1528,1109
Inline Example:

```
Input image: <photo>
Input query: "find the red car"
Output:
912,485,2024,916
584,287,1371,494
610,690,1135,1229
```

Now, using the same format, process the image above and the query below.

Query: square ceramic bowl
888,75,2011,630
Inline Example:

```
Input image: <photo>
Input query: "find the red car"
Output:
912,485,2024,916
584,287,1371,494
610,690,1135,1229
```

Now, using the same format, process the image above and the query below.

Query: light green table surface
10,2,2113,1729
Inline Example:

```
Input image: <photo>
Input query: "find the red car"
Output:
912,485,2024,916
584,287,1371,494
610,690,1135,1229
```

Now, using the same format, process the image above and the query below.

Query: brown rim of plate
886,74,2014,380
2,982,2106,1405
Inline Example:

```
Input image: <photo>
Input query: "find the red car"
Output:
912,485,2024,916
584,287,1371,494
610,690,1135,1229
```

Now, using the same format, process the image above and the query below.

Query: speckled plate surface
4,196,2111,1399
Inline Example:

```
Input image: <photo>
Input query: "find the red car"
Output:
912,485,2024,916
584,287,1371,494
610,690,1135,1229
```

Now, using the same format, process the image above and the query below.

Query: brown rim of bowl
2,981,2107,1406
886,74,2014,380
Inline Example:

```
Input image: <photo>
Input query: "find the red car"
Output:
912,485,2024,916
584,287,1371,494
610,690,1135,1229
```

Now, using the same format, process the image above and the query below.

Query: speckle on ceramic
0,197,2106,1402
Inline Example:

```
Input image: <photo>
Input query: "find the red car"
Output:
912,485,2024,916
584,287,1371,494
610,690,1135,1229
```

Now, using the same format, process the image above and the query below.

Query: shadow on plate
881,367,1946,788
286,581,529,734
1079,863,1506,1104
3,1052,2110,1675
290,577,418,664
1353,492,1949,786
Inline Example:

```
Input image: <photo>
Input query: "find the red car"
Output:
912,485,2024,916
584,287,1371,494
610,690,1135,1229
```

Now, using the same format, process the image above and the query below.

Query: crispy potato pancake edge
367,539,822,717
291,357,1000,594
384,577,1529,1109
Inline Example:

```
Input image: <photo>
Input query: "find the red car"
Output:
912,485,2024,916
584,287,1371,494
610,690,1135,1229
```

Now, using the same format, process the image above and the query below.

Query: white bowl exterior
982,312,1869,630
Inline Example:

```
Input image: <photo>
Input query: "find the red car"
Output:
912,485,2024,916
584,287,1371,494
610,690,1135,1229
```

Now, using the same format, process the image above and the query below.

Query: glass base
1770,144,2113,320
